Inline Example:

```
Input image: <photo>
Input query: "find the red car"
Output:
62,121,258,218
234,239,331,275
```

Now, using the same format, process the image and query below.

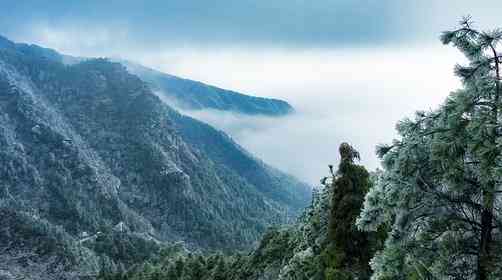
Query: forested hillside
0,35,310,279
119,60,294,116
99,143,385,280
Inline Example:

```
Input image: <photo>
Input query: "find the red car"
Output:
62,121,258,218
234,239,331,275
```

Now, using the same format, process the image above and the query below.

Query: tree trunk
478,189,494,280
477,45,500,280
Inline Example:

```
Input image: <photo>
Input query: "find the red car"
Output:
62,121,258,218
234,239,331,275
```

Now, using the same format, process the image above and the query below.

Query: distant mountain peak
118,59,295,116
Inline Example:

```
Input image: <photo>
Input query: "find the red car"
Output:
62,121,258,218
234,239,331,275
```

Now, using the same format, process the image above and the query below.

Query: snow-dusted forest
1,1,502,279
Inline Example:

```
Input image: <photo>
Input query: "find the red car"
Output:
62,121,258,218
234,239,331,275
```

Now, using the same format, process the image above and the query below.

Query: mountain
101,149,385,280
0,35,310,279
119,60,294,116
99,183,335,280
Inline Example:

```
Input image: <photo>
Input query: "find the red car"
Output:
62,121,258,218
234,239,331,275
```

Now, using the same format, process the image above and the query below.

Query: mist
2,21,467,185
159,46,464,185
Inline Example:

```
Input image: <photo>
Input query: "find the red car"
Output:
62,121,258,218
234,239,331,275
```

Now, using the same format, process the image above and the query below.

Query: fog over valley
160,46,463,184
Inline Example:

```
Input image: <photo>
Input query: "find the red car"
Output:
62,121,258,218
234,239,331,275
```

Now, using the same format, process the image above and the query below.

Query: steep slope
170,112,309,211
120,60,294,116
0,36,310,278
104,147,386,280
100,184,333,280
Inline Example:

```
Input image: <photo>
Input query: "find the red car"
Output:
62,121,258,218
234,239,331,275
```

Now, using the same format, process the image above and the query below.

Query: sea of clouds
151,47,464,185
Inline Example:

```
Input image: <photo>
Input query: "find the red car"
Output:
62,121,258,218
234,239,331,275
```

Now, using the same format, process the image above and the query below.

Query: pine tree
323,143,373,279
358,17,502,280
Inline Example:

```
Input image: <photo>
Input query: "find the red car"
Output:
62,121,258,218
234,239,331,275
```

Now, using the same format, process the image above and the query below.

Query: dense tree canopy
358,17,502,280
322,143,375,279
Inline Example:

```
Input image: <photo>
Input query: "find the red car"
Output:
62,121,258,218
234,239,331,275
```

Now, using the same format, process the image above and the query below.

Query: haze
2,0,501,184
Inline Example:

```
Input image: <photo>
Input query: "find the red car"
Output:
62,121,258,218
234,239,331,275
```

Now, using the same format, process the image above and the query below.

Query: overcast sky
1,1,501,51
1,1,501,184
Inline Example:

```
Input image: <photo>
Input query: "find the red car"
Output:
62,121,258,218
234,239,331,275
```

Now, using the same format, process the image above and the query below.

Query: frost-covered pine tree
357,17,502,280
322,143,374,280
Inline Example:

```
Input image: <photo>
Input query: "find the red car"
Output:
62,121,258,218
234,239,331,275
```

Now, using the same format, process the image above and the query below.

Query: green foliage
0,34,313,279
88,231,161,265
322,143,381,279
0,207,106,277
358,18,502,280
98,249,239,280
99,144,382,280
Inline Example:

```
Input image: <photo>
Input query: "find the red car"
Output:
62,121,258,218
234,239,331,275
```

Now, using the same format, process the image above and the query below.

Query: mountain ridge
114,59,295,116
0,35,310,279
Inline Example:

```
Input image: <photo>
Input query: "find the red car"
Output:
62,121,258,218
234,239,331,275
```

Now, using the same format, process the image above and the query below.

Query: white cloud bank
153,46,464,184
